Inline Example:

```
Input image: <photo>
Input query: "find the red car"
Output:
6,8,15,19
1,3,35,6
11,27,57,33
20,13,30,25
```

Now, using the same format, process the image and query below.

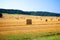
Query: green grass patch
0,32,60,40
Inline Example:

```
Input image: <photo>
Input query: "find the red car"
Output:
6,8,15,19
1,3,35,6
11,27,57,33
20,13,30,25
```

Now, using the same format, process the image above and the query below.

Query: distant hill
0,9,60,16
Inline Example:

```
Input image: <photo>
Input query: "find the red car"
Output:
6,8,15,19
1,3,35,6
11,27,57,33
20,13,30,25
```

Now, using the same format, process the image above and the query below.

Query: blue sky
0,0,60,13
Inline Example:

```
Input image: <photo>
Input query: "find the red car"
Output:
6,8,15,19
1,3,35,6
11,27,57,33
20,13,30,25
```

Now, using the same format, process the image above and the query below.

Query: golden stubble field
0,14,60,35
0,25,60,35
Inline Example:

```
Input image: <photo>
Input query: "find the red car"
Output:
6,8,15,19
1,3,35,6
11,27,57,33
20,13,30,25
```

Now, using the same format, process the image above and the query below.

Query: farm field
0,24,60,40
0,34,60,40
0,24,60,34
0,14,60,40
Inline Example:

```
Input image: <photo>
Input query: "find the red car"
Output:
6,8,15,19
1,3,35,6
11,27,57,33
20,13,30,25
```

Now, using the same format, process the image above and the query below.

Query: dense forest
0,9,60,16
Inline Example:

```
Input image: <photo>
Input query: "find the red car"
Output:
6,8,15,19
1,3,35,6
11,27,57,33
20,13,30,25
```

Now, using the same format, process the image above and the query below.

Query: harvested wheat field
0,24,60,35
0,14,60,35
0,14,60,40
0,24,60,40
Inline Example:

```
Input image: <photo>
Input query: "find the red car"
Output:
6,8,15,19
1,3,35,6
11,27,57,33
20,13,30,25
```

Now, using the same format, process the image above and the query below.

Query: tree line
0,9,60,16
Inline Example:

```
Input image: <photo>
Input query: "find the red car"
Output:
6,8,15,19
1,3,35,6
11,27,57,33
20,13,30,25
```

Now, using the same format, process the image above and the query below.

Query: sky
0,0,60,13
